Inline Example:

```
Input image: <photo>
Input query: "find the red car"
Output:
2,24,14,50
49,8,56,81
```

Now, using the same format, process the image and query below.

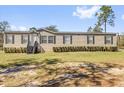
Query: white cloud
73,6,101,19
10,25,28,31
19,26,28,31
122,14,124,20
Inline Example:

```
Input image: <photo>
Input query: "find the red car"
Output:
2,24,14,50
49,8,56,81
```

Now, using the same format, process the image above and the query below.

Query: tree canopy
95,5,115,33
29,27,37,32
44,25,59,32
87,22,103,33
0,21,10,32
93,23,103,32
87,26,93,32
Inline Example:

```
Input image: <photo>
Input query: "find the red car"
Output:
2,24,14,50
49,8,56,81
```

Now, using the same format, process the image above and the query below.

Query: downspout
117,33,120,50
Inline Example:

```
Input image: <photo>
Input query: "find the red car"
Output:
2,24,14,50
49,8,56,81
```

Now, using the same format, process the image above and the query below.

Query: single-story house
3,29,117,52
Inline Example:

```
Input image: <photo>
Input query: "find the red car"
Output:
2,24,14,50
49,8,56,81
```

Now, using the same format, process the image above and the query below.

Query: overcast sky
0,5,124,33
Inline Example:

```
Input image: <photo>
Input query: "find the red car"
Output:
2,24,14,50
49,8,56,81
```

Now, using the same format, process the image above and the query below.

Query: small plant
53,46,118,52
4,47,27,53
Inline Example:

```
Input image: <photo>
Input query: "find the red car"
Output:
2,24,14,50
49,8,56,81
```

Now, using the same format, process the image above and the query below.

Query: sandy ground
0,61,124,87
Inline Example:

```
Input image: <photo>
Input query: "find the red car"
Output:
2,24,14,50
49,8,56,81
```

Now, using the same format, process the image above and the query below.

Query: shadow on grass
0,58,38,68
0,58,121,87
40,62,120,87
0,58,61,74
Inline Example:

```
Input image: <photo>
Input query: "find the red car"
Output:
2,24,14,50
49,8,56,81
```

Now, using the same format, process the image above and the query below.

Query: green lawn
0,50,124,66
0,51,124,87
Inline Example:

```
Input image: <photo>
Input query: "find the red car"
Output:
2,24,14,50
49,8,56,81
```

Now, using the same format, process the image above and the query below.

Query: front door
31,34,38,44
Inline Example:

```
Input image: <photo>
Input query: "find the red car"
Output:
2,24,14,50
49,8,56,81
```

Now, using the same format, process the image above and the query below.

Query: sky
0,5,124,33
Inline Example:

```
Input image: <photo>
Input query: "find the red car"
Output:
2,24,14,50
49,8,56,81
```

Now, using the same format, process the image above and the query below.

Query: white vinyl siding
21,34,29,44
31,34,38,44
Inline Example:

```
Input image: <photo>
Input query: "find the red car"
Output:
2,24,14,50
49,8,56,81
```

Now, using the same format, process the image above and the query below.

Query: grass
0,50,124,86
0,50,124,66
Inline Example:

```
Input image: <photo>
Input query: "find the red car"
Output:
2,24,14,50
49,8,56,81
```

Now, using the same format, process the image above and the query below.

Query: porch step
27,41,42,54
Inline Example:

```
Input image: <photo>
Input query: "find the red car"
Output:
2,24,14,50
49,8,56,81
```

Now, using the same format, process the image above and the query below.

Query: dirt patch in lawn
0,59,124,87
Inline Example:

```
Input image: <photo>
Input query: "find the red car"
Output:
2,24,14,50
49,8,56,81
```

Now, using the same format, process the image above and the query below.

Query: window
6,34,14,44
48,36,54,43
41,36,47,43
21,34,29,44
63,35,72,44
105,36,113,44
87,35,94,44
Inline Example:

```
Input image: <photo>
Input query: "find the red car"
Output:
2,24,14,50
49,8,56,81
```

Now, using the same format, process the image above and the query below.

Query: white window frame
64,35,71,44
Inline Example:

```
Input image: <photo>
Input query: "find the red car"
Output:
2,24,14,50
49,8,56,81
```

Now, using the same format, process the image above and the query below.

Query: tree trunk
105,20,107,46
105,20,106,33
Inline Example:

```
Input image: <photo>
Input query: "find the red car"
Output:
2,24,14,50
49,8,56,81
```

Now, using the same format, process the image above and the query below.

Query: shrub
3,47,27,53
53,46,118,52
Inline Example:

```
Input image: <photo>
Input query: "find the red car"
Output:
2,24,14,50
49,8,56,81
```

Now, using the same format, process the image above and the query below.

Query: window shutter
70,35,72,44
39,35,41,44
93,36,95,44
111,36,113,44
63,35,65,44
54,36,56,44
104,36,106,44
87,35,89,44
5,34,7,44
12,35,14,44
28,34,30,43
21,35,23,44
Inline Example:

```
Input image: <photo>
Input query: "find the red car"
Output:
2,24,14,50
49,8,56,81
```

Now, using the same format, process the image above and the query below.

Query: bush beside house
4,47,27,53
53,46,118,52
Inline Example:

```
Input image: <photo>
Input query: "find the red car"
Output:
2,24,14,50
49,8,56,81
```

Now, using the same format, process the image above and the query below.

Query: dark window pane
48,36,54,43
87,35,94,44
41,36,47,43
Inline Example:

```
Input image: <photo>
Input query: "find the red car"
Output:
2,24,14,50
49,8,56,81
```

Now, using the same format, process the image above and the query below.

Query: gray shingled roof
4,29,117,35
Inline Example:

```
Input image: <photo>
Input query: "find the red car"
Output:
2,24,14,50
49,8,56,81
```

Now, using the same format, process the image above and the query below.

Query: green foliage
87,26,93,32
95,6,115,32
29,27,37,32
53,46,118,52
87,23,103,33
44,25,58,32
0,21,10,32
93,23,103,32
4,47,27,53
